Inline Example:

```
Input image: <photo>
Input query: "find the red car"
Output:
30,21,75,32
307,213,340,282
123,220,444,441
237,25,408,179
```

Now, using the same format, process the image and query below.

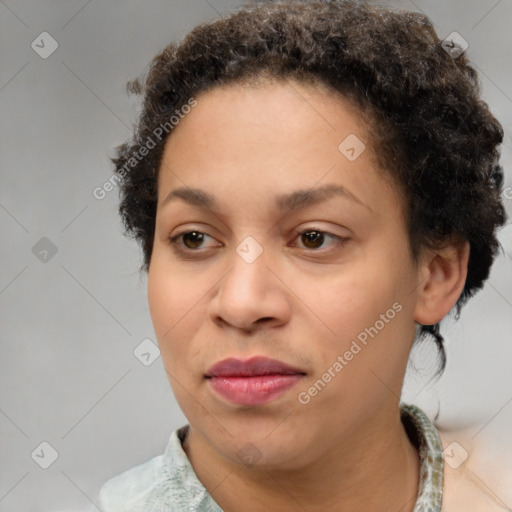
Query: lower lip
208,374,303,406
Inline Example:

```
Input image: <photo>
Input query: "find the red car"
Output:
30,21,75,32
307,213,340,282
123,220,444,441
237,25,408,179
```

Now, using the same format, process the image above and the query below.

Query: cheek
297,270,393,339
147,267,173,337
294,254,415,369
147,268,209,414
147,252,207,333
292,281,413,416
147,261,201,365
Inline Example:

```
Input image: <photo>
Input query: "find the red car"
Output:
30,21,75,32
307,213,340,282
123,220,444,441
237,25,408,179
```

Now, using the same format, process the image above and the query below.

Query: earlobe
413,240,470,326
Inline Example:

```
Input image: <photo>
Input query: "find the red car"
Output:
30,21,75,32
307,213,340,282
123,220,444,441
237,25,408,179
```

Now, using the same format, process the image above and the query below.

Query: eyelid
291,227,349,251
168,226,349,256
169,229,220,247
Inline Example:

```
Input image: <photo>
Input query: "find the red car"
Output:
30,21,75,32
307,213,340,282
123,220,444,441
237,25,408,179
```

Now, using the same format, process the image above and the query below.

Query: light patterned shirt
98,403,444,511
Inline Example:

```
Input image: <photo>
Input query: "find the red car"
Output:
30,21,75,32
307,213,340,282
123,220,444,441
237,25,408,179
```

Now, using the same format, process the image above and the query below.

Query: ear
414,239,470,326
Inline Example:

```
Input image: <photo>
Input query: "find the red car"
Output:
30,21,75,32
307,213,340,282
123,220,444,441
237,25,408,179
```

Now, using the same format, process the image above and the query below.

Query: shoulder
97,425,217,512
98,453,168,512
438,430,511,512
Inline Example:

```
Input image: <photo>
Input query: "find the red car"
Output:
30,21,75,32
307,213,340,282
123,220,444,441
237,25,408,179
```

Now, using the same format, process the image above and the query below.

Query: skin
439,431,512,511
147,80,469,512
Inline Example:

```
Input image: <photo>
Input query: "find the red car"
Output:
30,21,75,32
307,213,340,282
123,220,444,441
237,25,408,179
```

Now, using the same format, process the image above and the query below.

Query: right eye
168,230,221,254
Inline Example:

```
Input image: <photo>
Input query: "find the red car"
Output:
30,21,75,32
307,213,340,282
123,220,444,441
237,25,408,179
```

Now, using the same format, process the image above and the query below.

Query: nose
208,244,292,333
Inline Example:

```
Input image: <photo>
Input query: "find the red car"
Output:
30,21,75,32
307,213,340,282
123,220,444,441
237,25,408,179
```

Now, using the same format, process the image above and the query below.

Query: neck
183,408,420,512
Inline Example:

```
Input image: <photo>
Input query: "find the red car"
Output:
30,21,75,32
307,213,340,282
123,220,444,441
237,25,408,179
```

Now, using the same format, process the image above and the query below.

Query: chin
213,423,313,470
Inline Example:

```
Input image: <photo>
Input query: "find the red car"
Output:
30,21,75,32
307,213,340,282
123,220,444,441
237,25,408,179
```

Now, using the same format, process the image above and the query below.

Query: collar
401,403,444,511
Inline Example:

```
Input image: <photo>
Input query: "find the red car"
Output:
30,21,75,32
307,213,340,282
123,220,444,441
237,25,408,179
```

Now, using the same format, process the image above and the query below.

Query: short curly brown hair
111,0,506,371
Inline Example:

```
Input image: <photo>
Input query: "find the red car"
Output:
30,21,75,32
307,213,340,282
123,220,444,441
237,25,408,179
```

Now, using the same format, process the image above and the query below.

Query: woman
98,1,507,510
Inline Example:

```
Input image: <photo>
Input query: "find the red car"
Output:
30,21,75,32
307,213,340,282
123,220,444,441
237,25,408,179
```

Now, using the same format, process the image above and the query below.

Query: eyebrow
160,184,372,213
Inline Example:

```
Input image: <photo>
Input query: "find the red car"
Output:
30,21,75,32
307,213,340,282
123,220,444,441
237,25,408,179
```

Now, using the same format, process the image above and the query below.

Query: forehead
156,80,401,221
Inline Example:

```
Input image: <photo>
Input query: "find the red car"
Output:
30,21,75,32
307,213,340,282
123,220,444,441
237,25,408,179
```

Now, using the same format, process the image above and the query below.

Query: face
148,80,423,471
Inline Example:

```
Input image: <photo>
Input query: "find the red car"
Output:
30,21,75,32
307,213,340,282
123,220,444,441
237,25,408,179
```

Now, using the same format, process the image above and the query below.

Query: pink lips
206,356,306,406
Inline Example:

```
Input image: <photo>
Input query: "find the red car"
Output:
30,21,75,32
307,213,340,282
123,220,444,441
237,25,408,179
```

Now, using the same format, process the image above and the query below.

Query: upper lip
206,356,306,378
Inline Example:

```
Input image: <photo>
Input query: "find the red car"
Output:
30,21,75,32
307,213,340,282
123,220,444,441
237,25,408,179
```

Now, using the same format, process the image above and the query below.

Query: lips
206,356,306,406
206,356,306,378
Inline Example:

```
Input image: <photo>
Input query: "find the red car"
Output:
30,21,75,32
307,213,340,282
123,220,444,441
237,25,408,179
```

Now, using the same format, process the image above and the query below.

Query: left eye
292,229,347,251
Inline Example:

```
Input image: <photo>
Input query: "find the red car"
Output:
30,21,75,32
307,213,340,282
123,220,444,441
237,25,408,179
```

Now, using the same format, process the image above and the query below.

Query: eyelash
168,227,348,256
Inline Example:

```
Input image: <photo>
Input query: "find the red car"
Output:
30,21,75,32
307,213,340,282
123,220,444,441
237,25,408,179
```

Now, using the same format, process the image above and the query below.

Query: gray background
1,1,511,510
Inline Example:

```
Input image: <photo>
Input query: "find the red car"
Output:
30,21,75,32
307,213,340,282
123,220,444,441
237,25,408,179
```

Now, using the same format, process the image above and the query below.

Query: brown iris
301,230,324,249
182,231,205,249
